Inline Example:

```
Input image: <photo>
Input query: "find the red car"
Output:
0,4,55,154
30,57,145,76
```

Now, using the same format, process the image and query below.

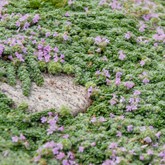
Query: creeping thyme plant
0,0,165,164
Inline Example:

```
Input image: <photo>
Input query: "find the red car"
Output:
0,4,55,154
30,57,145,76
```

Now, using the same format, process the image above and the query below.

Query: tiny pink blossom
12,136,19,142
140,60,145,66
118,50,126,60
56,152,65,160
78,146,84,153
124,81,135,89
144,137,152,143
125,32,131,39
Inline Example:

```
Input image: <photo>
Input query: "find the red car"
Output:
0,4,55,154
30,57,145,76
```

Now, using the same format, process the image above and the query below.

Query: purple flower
78,146,84,153
142,78,149,84
44,54,51,62
68,0,74,5
99,0,107,6
12,136,19,142
99,116,106,122
140,60,145,66
110,98,117,106
139,22,146,32
60,54,65,59
124,81,135,89
63,134,69,139
133,90,141,95
95,70,101,75
109,0,122,10
19,134,26,140
15,52,24,62
109,142,118,149
53,32,58,37
147,149,153,155
45,32,51,38
0,44,4,56
116,72,122,78
62,160,69,165
91,142,96,147
54,47,59,53
16,21,20,27
87,86,93,98
103,69,110,78
41,117,47,123
94,36,109,46
102,159,112,165
155,132,161,139
159,151,165,158
23,22,30,30
33,14,40,23
91,117,97,123
118,50,126,60
106,78,111,85
58,126,64,131
125,32,131,39
65,12,70,17
56,152,65,160
127,125,133,132
52,148,59,155
115,78,121,86
84,7,88,12
139,155,144,160
110,113,115,118
116,131,122,137
144,137,152,143
54,54,59,62
34,155,41,162
63,33,69,41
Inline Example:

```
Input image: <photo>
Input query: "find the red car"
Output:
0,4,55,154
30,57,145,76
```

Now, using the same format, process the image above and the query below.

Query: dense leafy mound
0,0,165,164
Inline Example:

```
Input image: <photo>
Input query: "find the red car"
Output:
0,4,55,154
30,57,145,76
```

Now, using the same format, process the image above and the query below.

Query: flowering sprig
12,133,29,148
94,36,110,50
41,112,64,135
34,141,77,164
15,14,40,31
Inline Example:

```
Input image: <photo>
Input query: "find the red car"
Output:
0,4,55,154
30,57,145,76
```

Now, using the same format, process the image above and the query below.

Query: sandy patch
0,74,91,115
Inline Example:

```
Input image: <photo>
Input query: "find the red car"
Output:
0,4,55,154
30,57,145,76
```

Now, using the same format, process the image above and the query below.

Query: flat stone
0,74,91,115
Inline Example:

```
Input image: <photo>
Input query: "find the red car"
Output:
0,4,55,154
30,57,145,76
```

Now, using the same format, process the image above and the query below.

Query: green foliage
63,63,74,75
6,64,16,86
17,65,31,96
47,61,62,75
0,0,165,164
26,56,44,86
38,61,47,72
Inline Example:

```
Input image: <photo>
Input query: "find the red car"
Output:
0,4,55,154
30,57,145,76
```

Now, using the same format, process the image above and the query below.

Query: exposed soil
0,74,91,115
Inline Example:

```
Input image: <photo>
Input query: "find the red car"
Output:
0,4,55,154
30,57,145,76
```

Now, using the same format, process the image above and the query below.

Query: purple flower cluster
118,50,126,60
139,21,146,32
91,116,106,123
124,81,135,89
94,36,110,47
0,44,4,57
109,0,122,10
126,90,141,112
35,141,77,165
153,27,165,42
35,41,64,63
41,112,64,135
12,133,29,148
32,14,40,24
99,0,122,10
115,72,122,86
125,32,131,40
110,94,118,106
15,14,40,30
139,71,150,84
